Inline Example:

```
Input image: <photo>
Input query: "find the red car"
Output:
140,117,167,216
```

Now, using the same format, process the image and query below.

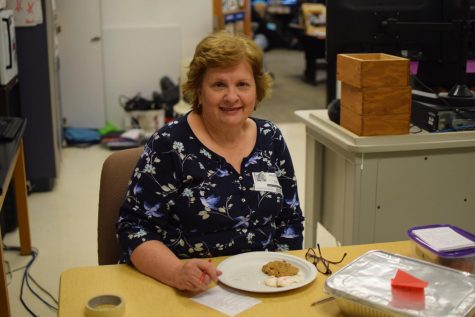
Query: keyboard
0,117,24,141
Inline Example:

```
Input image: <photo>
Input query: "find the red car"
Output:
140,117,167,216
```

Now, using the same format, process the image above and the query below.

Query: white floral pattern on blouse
117,114,304,262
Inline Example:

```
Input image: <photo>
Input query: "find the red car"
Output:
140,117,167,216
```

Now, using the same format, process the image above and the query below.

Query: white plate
217,251,318,293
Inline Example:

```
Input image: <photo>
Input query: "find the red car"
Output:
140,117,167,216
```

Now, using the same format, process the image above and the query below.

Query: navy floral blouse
117,113,304,263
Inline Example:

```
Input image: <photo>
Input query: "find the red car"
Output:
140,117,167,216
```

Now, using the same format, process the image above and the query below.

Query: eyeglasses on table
305,244,347,275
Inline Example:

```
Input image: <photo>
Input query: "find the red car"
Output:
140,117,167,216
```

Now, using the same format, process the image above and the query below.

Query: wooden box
341,83,412,116
340,106,410,136
337,53,409,88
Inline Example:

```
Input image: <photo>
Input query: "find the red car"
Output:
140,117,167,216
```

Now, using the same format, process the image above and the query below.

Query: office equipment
266,0,298,14
326,0,475,107
251,0,298,5
0,10,18,86
58,241,416,317
0,117,24,140
15,0,62,191
295,109,475,248
411,100,475,131
0,122,32,317
0,75,19,118
271,0,298,6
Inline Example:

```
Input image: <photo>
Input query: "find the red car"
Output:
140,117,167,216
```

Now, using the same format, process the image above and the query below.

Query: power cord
4,259,12,285
409,123,423,134
3,244,58,316
413,75,475,130
412,75,454,108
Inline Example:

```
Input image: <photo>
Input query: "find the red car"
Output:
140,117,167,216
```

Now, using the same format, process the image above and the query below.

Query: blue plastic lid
407,224,475,258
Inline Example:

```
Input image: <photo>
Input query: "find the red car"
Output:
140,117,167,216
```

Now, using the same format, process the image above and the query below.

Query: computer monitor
252,0,298,5
326,0,475,106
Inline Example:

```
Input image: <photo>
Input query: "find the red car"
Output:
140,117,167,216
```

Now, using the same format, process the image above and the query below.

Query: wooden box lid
337,53,409,88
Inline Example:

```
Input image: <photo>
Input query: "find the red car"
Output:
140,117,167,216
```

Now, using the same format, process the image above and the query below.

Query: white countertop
295,110,475,153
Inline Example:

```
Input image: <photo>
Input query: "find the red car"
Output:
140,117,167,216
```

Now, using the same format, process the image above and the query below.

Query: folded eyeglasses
305,244,347,275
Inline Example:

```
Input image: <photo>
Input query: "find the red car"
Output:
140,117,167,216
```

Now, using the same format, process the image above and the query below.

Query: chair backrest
98,147,143,265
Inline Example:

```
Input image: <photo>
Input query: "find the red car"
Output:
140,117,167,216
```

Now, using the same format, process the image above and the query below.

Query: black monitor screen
326,0,475,104
252,0,298,5
280,0,297,5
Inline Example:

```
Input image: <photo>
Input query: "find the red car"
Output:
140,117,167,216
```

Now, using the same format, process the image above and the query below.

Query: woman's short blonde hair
182,31,273,113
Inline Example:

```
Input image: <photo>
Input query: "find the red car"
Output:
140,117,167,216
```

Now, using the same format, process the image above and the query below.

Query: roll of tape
85,294,125,317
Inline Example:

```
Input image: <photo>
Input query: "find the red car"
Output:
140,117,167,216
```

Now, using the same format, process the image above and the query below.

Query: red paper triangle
391,269,428,290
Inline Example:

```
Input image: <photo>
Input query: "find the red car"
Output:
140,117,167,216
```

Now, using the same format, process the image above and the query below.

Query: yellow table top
58,240,415,317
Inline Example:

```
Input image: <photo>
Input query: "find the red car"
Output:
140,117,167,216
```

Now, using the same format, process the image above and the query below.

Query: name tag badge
252,172,282,194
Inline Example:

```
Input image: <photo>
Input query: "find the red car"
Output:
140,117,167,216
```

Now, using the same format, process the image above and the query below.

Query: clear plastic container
325,250,475,317
407,224,475,274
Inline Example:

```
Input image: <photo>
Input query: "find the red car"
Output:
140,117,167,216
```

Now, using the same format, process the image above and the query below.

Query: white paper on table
191,285,261,316
413,226,475,252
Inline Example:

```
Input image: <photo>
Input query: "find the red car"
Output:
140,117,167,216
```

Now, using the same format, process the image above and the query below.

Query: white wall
57,0,212,129
100,0,212,127
101,0,213,60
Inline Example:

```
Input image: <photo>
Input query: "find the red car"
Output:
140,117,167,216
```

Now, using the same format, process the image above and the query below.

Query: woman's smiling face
198,60,257,127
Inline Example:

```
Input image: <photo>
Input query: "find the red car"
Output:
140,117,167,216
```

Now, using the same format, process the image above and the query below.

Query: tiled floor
3,146,112,316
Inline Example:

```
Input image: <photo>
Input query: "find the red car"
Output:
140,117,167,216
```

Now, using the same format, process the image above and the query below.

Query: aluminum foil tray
325,250,475,317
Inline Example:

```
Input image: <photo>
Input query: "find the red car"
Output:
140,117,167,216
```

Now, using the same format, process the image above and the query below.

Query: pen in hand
199,259,213,284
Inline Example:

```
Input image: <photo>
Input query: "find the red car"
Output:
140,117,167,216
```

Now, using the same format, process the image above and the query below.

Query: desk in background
58,241,414,317
0,121,32,317
290,3,326,85
288,23,326,85
295,109,475,248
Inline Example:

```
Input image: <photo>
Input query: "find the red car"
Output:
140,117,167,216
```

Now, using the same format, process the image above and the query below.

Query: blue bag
64,127,101,145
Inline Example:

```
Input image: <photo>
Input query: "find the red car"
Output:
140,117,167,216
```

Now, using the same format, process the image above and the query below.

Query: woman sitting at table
117,31,304,292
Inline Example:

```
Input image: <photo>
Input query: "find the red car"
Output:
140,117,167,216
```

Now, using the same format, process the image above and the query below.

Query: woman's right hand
173,258,222,291
130,241,223,292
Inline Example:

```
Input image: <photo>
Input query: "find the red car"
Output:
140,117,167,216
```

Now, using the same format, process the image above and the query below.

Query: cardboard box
341,83,412,116
340,106,410,136
337,53,409,88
